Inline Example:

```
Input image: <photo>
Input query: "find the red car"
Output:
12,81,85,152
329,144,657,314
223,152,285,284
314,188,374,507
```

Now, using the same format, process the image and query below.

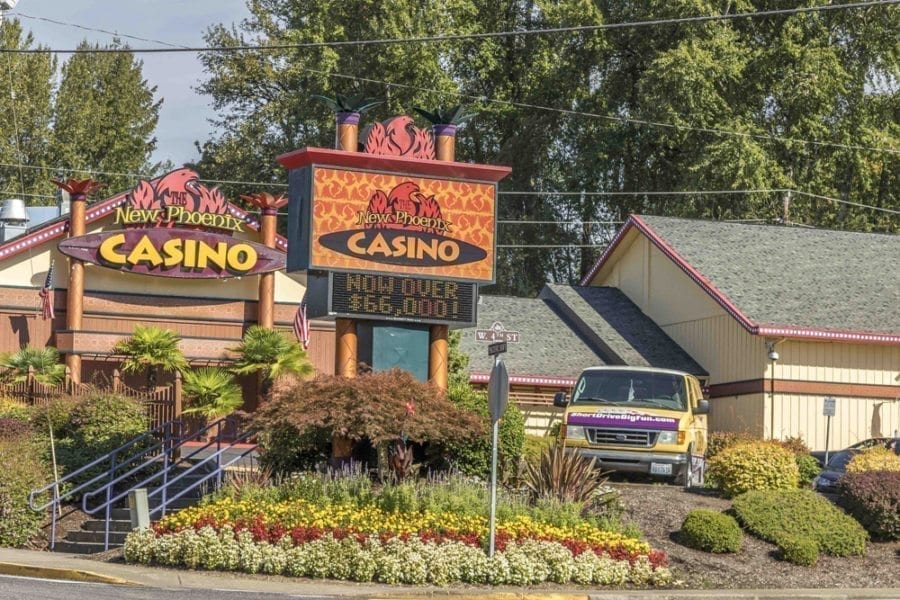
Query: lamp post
767,343,779,439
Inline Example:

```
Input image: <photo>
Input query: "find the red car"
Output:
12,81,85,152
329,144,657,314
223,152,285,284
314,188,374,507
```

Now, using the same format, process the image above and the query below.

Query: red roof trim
469,373,576,387
277,147,512,182
579,215,899,346
0,182,288,264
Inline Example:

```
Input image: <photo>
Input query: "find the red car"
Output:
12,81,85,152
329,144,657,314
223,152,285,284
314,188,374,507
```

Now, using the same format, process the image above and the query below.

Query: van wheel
674,444,693,487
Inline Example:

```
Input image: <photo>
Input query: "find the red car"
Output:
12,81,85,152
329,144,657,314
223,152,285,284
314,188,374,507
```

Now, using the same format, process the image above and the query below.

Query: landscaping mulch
615,483,900,589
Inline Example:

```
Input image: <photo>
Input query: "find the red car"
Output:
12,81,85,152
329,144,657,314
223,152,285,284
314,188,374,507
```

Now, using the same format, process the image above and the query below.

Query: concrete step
65,529,131,545
82,519,134,533
52,540,113,555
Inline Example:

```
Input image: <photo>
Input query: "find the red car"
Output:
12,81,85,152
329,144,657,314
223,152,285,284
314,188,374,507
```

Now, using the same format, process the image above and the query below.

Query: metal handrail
79,416,254,551
28,419,183,549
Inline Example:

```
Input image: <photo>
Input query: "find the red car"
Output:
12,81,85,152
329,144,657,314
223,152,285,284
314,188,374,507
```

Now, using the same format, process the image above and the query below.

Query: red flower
405,401,416,416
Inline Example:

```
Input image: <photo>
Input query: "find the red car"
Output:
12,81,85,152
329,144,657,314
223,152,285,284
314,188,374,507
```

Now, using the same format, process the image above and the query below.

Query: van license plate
650,463,672,475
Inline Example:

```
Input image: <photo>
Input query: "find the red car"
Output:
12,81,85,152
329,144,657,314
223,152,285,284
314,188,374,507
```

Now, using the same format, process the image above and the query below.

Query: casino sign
58,168,285,278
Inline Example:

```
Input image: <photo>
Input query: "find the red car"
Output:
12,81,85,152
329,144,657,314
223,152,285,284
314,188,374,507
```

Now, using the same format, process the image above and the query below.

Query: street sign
488,341,507,356
823,397,836,417
488,359,509,422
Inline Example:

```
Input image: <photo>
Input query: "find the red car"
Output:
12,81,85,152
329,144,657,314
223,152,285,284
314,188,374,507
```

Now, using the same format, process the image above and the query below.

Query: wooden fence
1,366,182,430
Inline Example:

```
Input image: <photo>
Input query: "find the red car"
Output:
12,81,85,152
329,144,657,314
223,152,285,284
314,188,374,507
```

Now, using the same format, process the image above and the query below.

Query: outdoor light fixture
767,349,780,361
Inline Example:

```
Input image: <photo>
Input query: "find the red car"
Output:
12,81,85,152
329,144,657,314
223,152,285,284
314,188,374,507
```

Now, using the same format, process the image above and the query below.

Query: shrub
523,435,555,469
707,441,799,497
0,417,31,439
440,381,525,478
732,489,867,557
778,536,818,566
0,437,49,547
678,509,742,553
0,399,30,421
794,454,821,487
838,471,900,540
256,423,331,476
846,447,900,473
705,431,758,461
522,445,606,504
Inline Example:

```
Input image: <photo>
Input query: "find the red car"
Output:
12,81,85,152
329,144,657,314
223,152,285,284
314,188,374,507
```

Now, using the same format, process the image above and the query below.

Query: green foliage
707,441,800,498
0,437,49,547
846,447,900,473
0,346,66,385
838,471,900,541
705,431,759,461
678,509,742,553
49,39,162,194
0,399,30,421
440,380,524,478
181,367,243,421
523,444,606,504
732,489,867,558
523,435,555,468
113,325,189,388
778,536,819,567
230,326,314,392
255,424,331,476
56,393,149,480
311,93,383,114
795,454,821,487
447,330,469,386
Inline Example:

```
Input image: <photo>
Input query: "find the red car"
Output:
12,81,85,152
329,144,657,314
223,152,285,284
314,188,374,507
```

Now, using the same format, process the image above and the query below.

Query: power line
12,13,190,49
500,189,782,196
306,68,900,155
4,1,897,54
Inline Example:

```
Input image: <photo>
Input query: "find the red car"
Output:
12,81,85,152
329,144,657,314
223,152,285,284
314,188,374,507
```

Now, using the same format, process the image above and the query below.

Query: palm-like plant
181,367,244,422
0,346,66,385
229,326,314,398
412,104,475,126
311,93,383,115
523,444,607,504
112,325,189,389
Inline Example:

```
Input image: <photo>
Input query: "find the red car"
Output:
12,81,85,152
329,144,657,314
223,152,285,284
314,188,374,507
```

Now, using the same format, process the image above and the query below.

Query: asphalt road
0,574,335,600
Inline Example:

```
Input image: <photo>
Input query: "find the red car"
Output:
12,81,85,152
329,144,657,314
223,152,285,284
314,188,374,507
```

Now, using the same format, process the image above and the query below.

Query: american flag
38,260,55,321
293,297,310,350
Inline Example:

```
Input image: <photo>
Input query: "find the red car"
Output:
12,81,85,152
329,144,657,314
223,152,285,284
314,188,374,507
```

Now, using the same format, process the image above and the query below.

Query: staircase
30,418,257,554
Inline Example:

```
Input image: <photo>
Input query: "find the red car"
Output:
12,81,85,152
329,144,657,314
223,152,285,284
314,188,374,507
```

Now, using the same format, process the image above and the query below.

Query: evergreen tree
50,40,162,195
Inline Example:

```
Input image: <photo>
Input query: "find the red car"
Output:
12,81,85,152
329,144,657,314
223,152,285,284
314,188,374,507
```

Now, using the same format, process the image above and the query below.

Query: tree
0,19,55,203
0,346,65,385
50,40,162,195
229,325,314,398
112,325,189,389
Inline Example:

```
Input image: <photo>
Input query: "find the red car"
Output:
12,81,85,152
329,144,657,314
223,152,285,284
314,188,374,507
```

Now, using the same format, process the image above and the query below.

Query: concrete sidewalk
0,547,897,600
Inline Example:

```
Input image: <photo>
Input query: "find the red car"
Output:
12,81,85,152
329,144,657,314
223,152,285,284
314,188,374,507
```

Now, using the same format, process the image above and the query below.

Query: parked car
812,437,899,493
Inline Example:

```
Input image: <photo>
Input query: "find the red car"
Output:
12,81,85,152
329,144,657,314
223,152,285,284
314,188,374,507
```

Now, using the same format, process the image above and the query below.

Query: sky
7,0,250,168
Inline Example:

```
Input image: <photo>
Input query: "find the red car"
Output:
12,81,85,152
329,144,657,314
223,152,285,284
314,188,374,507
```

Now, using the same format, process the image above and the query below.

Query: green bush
256,423,331,476
440,381,524,478
707,441,799,497
846,447,900,473
523,435,554,468
838,471,900,540
0,399,30,421
679,509,743,553
732,489,867,557
778,535,818,566
705,431,758,461
795,454,821,487
0,437,49,547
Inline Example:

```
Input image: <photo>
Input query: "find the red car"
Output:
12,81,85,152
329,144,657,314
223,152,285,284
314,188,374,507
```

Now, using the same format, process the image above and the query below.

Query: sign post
487,345,508,557
823,396,836,465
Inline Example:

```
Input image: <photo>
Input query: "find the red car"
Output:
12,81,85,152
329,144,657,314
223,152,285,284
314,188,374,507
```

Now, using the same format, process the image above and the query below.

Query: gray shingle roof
636,216,900,335
541,284,707,376
460,286,705,380
460,295,605,378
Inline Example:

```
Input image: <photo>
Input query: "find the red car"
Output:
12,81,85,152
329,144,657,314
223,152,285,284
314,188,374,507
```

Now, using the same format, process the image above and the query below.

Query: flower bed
126,495,671,586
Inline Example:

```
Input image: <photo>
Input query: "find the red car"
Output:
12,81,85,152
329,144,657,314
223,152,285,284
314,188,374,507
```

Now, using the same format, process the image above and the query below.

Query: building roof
540,284,707,376
462,284,705,386
582,215,900,344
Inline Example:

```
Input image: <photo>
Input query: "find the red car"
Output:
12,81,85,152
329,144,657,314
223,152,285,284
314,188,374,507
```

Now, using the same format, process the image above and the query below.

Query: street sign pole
487,346,508,558
823,396,836,465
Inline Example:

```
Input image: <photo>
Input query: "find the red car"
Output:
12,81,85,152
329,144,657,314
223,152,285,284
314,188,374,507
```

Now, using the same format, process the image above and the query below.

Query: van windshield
571,370,688,411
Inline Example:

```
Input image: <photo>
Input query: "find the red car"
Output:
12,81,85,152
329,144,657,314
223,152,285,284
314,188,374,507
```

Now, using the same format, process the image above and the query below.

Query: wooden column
336,111,360,152
429,124,457,390
242,193,287,330
52,179,100,386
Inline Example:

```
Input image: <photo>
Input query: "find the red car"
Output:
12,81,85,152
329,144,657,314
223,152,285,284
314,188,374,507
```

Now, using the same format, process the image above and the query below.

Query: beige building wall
590,228,900,451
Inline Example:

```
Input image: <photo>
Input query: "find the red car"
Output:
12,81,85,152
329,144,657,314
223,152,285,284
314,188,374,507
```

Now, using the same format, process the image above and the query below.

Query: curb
0,561,138,586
